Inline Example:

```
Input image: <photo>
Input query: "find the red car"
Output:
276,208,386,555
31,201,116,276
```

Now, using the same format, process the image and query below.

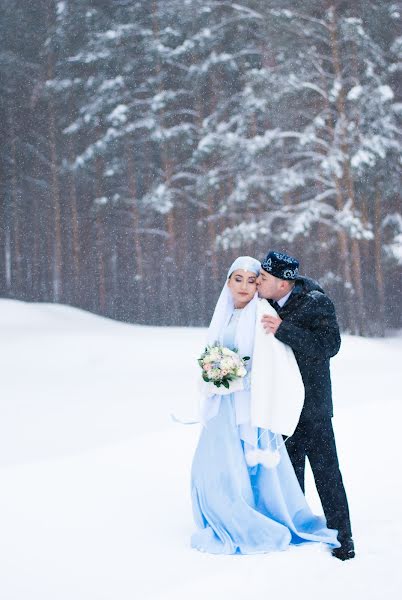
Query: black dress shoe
332,537,355,561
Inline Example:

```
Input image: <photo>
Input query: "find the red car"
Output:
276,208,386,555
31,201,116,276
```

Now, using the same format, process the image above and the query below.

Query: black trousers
285,416,352,541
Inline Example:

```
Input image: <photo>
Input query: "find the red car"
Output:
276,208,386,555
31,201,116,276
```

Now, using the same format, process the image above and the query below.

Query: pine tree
214,0,402,334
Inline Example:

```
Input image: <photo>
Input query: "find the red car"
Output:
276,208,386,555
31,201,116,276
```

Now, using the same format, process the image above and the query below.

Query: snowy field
0,298,401,600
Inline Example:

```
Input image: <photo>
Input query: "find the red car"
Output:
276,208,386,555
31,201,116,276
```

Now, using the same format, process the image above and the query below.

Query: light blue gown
191,309,340,554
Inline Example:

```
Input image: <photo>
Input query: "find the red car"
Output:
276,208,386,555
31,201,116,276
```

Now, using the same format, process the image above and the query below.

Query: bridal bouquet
198,343,250,390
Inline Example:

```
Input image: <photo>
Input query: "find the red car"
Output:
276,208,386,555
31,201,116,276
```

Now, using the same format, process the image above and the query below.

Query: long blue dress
191,309,340,554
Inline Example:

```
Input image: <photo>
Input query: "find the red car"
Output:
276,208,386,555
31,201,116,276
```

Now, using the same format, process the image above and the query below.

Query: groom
257,250,355,561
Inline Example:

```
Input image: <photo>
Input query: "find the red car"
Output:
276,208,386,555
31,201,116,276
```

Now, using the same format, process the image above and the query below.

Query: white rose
222,347,235,357
221,357,233,370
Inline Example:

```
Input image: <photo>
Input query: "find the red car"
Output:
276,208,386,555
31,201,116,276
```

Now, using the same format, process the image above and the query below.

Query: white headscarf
207,256,261,359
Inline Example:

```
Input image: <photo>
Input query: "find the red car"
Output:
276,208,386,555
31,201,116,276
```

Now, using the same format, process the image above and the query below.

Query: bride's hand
261,314,282,335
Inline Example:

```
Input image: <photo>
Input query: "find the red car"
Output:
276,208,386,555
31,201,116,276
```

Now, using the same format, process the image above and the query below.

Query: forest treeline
0,0,401,334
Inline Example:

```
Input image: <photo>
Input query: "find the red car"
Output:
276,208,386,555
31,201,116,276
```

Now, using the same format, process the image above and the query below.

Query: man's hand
261,314,282,335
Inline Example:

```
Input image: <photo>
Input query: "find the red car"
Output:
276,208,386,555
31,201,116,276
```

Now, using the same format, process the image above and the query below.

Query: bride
191,256,340,555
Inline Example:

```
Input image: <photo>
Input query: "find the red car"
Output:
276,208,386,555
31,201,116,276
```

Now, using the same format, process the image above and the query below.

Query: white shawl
250,298,304,436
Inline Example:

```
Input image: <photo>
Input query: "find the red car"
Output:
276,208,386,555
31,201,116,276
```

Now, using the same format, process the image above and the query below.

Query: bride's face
227,269,258,308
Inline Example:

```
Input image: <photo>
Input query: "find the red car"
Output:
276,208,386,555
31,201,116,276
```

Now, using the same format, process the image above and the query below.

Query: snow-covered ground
0,298,401,600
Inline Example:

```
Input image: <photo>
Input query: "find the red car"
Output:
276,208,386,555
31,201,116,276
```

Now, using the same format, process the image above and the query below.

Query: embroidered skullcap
227,256,261,278
261,251,299,280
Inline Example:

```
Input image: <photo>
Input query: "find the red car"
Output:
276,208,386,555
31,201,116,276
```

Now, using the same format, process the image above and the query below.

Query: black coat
273,277,341,421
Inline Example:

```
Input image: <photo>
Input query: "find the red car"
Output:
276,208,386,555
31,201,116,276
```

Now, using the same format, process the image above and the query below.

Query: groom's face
257,270,285,301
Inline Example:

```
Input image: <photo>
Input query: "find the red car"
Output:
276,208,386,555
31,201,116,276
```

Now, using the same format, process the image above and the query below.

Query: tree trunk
328,5,367,334
334,180,356,333
46,1,63,302
374,188,385,335
8,105,21,295
95,155,106,313
126,142,145,319
68,136,81,300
